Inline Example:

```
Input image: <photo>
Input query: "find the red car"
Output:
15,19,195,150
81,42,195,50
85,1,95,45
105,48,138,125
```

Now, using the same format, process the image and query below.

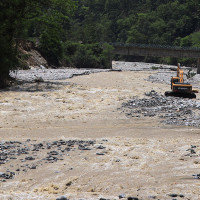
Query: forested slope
0,0,200,87
71,0,200,45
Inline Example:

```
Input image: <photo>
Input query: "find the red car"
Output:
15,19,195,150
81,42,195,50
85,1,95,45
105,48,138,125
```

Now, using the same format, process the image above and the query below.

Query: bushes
37,40,113,69
63,42,113,69
39,31,63,66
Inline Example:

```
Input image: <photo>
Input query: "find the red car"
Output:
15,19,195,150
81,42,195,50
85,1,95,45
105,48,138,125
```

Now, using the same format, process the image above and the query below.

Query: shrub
63,42,113,69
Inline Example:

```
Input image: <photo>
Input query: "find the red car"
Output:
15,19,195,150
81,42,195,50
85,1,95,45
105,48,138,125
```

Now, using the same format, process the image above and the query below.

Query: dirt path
0,66,200,200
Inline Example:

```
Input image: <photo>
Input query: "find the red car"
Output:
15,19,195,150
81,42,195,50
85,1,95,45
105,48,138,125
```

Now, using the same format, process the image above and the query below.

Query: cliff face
18,39,48,69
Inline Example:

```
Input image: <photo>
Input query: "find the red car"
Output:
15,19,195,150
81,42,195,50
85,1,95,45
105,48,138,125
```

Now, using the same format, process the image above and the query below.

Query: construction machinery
165,64,198,98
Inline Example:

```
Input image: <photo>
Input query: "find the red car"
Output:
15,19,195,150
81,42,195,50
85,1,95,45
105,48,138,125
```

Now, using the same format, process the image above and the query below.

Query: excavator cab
171,77,180,89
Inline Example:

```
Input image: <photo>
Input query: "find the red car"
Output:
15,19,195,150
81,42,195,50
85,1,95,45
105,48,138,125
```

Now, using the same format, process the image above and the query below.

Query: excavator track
165,91,196,99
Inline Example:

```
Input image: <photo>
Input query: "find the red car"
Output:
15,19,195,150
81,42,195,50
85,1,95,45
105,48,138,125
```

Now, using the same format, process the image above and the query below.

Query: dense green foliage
69,0,200,45
1,0,200,87
0,0,76,87
63,42,112,68
69,0,200,64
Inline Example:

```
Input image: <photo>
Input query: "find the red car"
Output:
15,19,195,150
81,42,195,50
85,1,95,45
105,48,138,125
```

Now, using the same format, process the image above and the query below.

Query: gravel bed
9,61,179,82
10,68,111,82
10,62,199,88
148,72,174,84
112,61,176,71
147,71,200,89
121,90,200,127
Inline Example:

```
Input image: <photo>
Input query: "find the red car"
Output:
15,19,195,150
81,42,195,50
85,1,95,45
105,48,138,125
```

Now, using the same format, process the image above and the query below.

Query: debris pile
121,90,200,126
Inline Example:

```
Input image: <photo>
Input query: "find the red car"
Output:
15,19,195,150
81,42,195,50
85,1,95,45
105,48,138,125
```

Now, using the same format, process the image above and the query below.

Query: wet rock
96,152,105,156
29,165,37,169
34,77,44,82
119,193,126,198
168,194,178,197
32,143,43,151
56,196,68,200
46,143,52,149
48,151,59,156
45,156,58,162
25,156,35,161
127,197,139,200
10,157,17,160
0,156,8,161
96,145,106,149
78,145,91,150
0,172,15,179
17,147,30,155
64,147,71,152
192,174,200,179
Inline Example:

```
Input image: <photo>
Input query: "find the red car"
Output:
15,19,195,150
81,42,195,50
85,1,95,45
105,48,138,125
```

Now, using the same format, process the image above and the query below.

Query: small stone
56,196,68,200
96,153,105,156
78,145,91,150
96,145,106,149
192,174,200,179
48,151,59,155
127,197,139,200
10,157,17,160
29,165,37,169
25,156,35,161
168,194,178,197
119,194,126,198
34,77,44,82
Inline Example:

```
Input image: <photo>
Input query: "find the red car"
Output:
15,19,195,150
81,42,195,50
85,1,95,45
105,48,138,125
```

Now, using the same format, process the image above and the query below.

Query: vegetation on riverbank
0,0,200,87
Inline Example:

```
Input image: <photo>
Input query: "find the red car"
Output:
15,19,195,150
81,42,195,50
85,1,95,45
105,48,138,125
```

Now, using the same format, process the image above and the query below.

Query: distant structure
112,43,200,74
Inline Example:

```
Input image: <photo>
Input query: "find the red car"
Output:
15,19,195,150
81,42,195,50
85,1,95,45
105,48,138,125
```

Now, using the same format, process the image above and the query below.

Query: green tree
0,0,76,88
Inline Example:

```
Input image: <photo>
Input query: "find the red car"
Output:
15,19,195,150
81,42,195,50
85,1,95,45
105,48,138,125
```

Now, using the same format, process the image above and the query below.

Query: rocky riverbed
1,61,200,200
10,68,112,82
121,90,200,127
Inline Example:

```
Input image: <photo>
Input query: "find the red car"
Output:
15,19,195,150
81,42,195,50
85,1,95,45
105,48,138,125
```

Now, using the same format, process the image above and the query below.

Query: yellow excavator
165,63,198,98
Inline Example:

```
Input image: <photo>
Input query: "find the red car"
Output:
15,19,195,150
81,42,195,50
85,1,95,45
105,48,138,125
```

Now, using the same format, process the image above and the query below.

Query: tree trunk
197,58,200,74
0,70,11,89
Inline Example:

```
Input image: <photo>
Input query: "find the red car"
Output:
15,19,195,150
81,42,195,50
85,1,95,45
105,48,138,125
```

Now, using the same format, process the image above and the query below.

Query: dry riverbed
0,62,200,200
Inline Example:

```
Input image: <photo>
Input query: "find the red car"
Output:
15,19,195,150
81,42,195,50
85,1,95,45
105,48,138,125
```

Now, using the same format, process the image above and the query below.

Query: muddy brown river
0,62,200,200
